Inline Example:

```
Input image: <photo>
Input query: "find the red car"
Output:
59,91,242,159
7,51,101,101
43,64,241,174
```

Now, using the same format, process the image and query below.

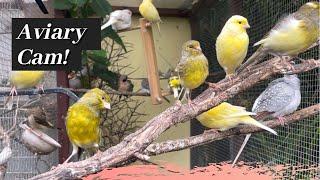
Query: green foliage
53,0,126,88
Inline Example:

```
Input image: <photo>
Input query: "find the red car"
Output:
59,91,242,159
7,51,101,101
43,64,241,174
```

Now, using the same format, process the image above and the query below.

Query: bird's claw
277,117,287,126
9,86,17,96
37,84,45,93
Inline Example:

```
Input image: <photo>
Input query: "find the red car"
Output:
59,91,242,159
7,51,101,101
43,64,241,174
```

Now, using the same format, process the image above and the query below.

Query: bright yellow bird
196,102,277,135
216,15,250,77
64,88,111,163
9,71,45,95
175,40,209,102
238,1,319,72
168,75,181,99
139,0,162,33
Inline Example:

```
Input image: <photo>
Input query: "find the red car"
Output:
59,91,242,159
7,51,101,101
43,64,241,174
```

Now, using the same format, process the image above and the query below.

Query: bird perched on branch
64,88,111,163
118,75,134,99
5,71,45,109
9,71,45,96
101,9,132,31
168,75,181,99
175,40,209,103
216,15,250,78
232,74,301,167
196,102,277,136
237,1,320,73
35,0,48,14
139,0,162,34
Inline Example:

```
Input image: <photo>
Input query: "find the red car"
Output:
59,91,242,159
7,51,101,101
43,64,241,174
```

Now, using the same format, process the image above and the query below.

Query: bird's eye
238,21,242,24
102,97,105,100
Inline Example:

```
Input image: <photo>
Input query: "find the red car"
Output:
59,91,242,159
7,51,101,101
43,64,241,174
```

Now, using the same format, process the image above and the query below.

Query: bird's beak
244,24,250,29
103,102,111,109
195,46,202,52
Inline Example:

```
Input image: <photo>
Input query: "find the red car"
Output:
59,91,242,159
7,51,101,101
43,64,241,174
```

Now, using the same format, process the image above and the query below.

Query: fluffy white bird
101,9,132,31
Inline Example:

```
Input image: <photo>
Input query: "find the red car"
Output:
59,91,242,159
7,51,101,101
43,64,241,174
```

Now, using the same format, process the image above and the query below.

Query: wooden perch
30,58,320,179
140,18,163,104
144,104,320,155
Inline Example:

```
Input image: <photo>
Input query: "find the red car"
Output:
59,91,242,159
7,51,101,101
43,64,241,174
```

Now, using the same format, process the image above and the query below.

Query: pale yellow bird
139,0,162,33
216,15,250,78
64,88,111,163
9,71,45,95
237,1,319,72
175,40,209,103
196,102,277,135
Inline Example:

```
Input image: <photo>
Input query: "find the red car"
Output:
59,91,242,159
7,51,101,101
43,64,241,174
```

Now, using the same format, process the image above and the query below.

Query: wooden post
54,9,70,164
139,18,162,105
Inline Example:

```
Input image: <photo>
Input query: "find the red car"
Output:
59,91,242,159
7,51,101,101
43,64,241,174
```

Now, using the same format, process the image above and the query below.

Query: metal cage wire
0,0,58,179
190,0,319,179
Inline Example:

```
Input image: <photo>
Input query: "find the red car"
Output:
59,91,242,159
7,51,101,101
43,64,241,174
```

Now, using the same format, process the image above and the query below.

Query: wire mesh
0,0,58,179
190,0,319,179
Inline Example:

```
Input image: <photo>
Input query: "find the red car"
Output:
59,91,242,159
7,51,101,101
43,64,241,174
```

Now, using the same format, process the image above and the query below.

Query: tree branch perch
30,58,320,179
144,104,319,155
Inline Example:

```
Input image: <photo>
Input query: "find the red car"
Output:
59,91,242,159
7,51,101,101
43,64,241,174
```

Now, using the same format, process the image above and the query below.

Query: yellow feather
139,0,162,33
196,102,277,135
216,15,250,76
66,88,111,149
10,71,45,89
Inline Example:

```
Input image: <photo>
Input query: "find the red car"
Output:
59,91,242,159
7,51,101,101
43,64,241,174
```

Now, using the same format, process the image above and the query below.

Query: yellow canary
238,1,319,72
9,71,45,94
168,75,181,99
64,88,111,163
175,40,209,102
196,102,277,135
216,15,250,77
139,0,162,33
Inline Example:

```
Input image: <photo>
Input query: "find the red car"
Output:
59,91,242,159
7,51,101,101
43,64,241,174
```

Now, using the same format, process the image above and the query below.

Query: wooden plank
139,18,162,105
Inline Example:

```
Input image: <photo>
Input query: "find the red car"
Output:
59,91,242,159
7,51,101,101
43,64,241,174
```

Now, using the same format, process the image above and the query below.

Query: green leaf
80,3,96,17
92,63,118,89
69,0,87,6
81,51,88,64
90,0,112,17
87,50,108,64
101,27,127,52
53,0,73,9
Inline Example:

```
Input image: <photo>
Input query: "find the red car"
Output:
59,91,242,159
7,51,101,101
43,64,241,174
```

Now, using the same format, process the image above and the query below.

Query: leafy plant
53,0,126,88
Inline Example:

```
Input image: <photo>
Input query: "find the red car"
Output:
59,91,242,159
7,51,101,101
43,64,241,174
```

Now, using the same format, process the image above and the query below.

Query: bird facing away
237,1,320,72
196,102,277,136
139,0,162,33
232,74,301,167
216,15,250,77
101,9,132,31
175,40,209,102
64,88,111,163
118,75,134,98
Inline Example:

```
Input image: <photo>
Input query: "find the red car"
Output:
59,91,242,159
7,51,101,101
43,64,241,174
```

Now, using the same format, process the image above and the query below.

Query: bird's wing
252,82,295,113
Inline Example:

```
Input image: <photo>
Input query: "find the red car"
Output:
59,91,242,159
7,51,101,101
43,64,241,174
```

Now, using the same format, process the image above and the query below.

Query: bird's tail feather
236,46,267,73
101,18,116,31
241,118,277,135
232,134,252,167
156,22,161,36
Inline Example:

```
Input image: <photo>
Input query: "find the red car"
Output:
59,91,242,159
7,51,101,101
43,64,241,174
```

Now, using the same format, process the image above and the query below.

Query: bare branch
144,104,320,155
30,58,320,179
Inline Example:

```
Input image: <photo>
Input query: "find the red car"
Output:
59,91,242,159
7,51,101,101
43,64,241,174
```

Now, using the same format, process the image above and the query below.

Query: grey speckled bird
232,74,301,167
